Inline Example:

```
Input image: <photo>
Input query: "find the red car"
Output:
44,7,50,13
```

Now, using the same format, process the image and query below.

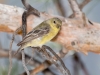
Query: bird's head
48,17,62,30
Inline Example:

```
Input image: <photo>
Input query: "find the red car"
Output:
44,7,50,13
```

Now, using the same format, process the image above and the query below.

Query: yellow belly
23,28,59,48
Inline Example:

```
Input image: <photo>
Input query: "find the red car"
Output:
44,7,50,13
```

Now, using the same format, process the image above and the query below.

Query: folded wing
17,23,50,46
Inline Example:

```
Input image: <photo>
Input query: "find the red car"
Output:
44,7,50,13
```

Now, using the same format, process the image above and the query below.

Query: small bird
14,17,62,55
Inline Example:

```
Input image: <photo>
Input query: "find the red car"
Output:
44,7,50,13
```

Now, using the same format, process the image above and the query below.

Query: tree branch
0,49,55,75
54,0,66,17
68,0,82,18
0,3,100,55
69,0,91,18
79,0,91,10
0,49,39,66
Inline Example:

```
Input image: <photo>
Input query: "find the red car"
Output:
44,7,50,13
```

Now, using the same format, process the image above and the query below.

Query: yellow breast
23,26,59,48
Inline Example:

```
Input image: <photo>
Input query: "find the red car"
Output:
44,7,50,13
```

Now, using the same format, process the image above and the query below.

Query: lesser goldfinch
14,17,62,55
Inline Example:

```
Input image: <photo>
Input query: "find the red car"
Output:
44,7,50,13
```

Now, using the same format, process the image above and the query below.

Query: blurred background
0,0,100,75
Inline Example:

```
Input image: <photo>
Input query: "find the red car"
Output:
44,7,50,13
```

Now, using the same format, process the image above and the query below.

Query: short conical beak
57,24,61,28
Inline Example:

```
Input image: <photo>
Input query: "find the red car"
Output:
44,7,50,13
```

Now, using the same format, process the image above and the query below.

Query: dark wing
17,23,50,46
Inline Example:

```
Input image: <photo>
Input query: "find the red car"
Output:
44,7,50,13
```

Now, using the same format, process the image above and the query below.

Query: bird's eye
53,21,56,24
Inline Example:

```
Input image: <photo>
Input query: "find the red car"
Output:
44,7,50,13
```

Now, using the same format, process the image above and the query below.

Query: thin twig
22,50,30,75
8,27,22,75
8,41,13,75
42,45,71,75
73,53,90,75
43,68,56,75
21,10,30,75
79,0,91,10
0,49,41,66
29,60,51,75
21,0,40,17
30,48,70,75
54,0,66,17
21,0,40,74
69,0,91,18
68,0,82,18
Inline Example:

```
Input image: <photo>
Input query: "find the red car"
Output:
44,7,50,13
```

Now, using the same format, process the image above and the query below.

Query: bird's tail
14,47,22,56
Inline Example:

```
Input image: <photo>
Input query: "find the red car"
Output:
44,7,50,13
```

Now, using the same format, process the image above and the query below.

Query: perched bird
14,17,62,55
